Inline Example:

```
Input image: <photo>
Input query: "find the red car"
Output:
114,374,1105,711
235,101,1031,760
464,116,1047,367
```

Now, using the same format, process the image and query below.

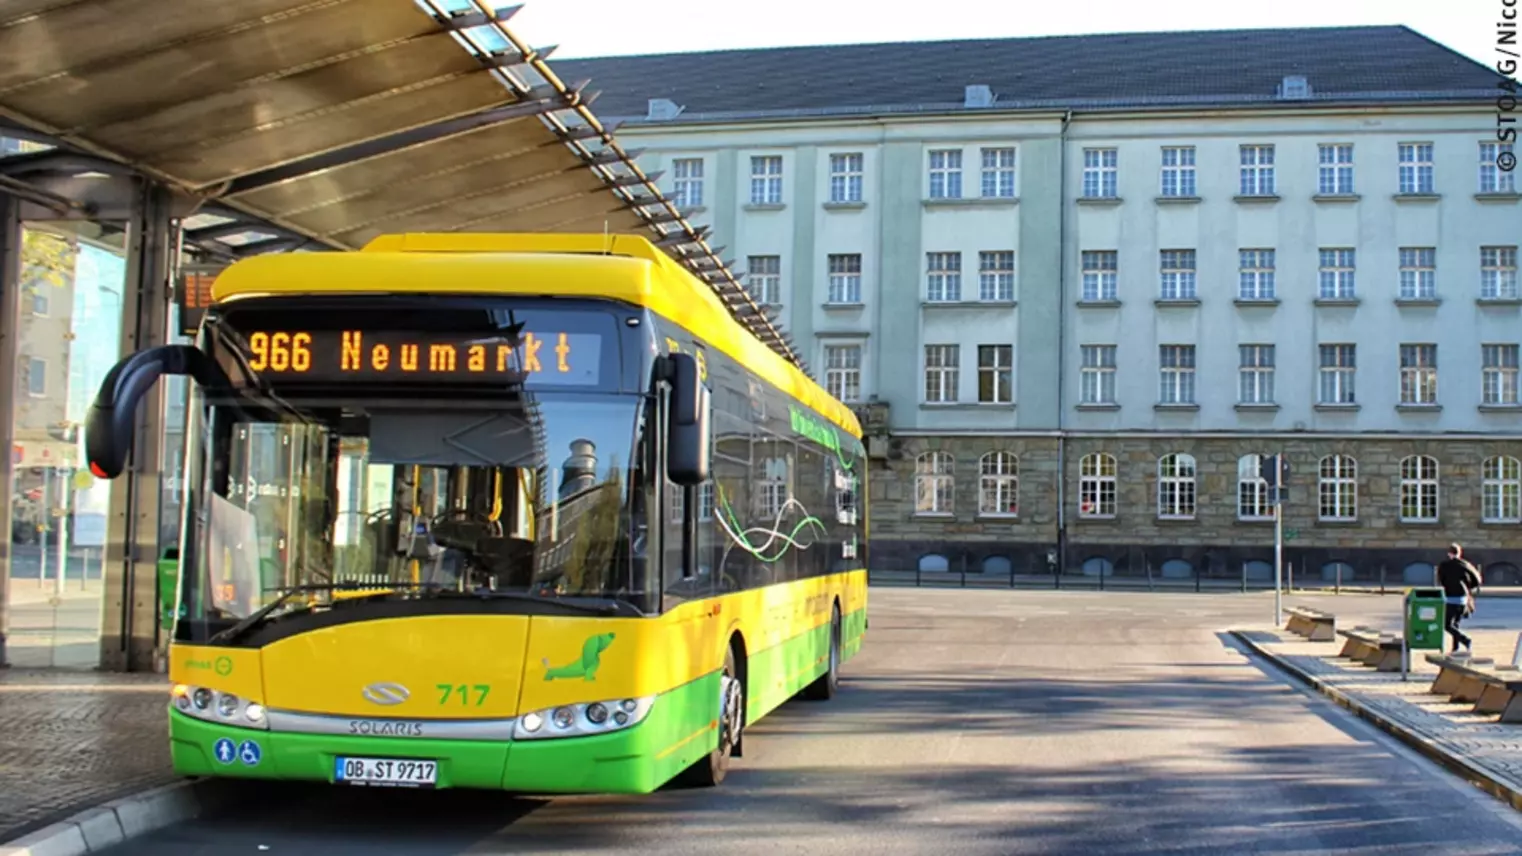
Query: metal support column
0,193,22,667
99,180,174,672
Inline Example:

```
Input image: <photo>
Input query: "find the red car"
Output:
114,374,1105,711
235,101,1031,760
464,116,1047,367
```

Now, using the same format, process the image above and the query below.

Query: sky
510,0,1501,70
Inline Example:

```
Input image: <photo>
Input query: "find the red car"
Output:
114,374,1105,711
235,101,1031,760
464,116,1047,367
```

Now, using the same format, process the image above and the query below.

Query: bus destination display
239,329,602,386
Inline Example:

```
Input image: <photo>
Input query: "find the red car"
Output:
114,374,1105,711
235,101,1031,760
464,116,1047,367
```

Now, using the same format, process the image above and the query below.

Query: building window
1159,249,1196,300
1318,344,1357,405
1238,249,1275,300
746,255,780,304
1399,343,1438,405
826,253,861,303
1240,145,1276,195
1481,246,1519,300
925,252,962,302
1237,454,1273,521
1317,143,1355,194
1482,455,1522,523
977,345,1012,403
30,289,48,316
1079,453,1117,518
1318,248,1356,299
1399,247,1436,300
1480,142,1518,194
1160,146,1196,197
749,155,783,205
1082,148,1117,198
978,452,1018,516
1158,344,1195,405
1399,455,1440,522
923,344,959,403
829,152,863,203
978,251,1014,301
823,344,862,402
758,460,788,518
1157,453,1197,519
929,149,962,199
671,158,704,208
1398,143,1434,194
1318,454,1358,521
1238,344,1275,404
1483,343,1520,405
980,147,1016,198
26,357,45,396
1081,250,1117,301
914,452,954,514
1080,345,1116,405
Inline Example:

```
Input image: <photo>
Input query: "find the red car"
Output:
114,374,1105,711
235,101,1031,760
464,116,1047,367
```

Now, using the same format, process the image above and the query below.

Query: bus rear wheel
677,645,742,788
801,603,841,701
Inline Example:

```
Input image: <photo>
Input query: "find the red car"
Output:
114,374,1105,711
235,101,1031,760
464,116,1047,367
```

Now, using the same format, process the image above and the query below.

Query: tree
20,227,77,294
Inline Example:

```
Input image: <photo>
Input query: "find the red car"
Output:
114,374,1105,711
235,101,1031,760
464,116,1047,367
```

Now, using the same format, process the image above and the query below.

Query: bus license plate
334,756,438,788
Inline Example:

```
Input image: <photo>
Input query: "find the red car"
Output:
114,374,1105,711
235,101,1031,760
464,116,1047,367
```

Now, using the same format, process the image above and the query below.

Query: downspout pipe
1055,109,1072,578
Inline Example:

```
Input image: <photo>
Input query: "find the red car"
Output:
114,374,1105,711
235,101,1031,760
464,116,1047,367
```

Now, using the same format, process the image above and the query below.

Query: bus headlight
170,684,270,731
514,696,654,740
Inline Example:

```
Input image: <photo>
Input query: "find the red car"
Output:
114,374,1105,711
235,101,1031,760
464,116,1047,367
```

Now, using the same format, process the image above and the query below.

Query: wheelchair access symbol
237,740,262,767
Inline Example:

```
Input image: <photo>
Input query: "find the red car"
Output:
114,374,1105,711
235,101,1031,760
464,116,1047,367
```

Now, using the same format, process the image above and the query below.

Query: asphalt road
87,589,1522,854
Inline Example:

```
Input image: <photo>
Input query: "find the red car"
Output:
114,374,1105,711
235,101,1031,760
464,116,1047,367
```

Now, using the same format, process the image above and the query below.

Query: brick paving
0,668,173,841
1241,622,1522,794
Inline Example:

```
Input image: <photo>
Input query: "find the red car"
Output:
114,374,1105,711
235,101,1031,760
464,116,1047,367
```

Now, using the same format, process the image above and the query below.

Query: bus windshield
181,390,643,632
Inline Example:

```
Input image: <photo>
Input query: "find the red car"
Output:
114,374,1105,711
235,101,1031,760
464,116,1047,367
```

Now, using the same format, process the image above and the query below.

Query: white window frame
26,356,45,396
1400,343,1438,405
1481,245,1519,300
1238,344,1275,405
30,288,48,317
669,481,717,525
977,251,1014,301
977,344,1012,404
1156,453,1197,520
671,157,704,208
1079,453,1117,518
749,155,783,205
1081,250,1117,301
925,251,962,302
1319,344,1357,405
1399,247,1436,300
1080,345,1116,405
828,152,864,203
1318,454,1358,521
1239,145,1276,195
1317,143,1355,194
1398,142,1434,194
1482,455,1522,523
1237,454,1273,521
1158,249,1196,300
823,343,862,403
914,451,954,515
978,452,1019,516
1158,344,1195,405
1238,249,1275,300
1318,248,1356,299
1483,343,1520,405
826,253,861,304
1082,148,1117,198
1160,146,1196,197
980,147,1016,198
923,344,959,403
1480,142,1518,194
746,255,780,305
1399,454,1440,522
928,149,962,199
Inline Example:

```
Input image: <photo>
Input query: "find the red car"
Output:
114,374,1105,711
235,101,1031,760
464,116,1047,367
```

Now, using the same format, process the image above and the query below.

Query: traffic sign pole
1274,491,1284,628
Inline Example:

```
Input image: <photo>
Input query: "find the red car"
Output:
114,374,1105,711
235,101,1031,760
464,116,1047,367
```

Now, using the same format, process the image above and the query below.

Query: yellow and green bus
85,232,869,793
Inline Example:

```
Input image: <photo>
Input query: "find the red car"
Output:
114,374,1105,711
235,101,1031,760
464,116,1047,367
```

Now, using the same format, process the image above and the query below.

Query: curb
0,780,231,856
1230,630,1522,814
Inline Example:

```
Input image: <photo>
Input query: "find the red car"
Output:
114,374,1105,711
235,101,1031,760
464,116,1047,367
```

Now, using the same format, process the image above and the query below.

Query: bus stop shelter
0,0,802,671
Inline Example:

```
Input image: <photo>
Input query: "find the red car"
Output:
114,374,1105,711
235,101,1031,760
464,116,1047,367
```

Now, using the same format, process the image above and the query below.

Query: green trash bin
1405,586,1446,651
158,548,180,632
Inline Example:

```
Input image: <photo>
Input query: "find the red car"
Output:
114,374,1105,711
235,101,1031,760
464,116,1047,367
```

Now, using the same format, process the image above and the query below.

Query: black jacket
1436,558,1480,598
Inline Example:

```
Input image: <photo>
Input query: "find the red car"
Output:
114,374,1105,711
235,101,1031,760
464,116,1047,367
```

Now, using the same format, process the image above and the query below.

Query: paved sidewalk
1233,622,1522,809
0,668,173,842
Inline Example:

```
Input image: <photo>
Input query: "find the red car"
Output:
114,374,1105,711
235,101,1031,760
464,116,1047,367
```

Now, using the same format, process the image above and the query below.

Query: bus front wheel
677,644,743,788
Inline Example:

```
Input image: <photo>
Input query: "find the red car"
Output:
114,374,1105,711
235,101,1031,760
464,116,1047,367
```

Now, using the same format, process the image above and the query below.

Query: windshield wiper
205,581,378,645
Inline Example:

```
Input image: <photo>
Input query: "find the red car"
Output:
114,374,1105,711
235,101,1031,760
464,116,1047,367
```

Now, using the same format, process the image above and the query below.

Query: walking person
1435,543,1482,654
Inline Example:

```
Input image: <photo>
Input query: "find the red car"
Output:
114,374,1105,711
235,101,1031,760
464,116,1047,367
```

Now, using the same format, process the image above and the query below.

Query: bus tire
801,602,841,701
677,644,742,788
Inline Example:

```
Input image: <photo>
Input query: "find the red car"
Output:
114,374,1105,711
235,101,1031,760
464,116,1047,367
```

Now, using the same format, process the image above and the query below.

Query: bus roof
209,232,862,437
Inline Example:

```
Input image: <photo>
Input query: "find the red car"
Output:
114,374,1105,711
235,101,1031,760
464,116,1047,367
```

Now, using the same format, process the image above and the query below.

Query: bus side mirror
85,345,220,480
665,352,710,487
